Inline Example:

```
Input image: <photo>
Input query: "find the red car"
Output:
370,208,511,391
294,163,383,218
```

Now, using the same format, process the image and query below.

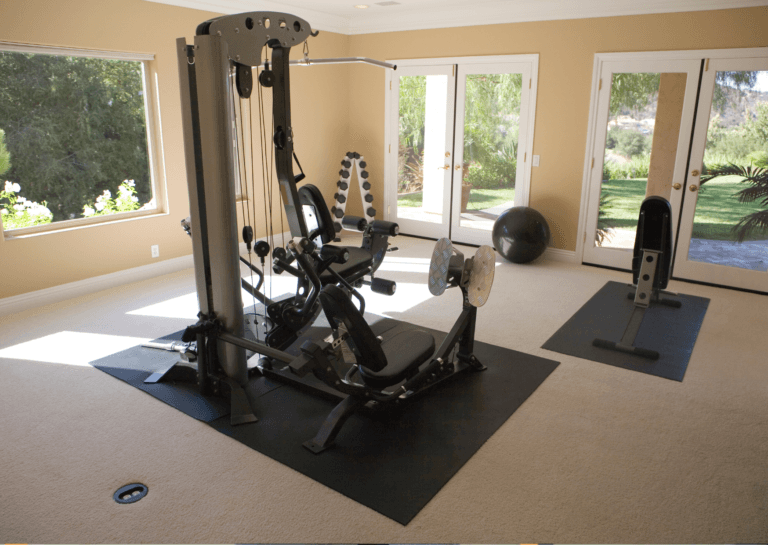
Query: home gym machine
592,196,682,360
170,11,496,451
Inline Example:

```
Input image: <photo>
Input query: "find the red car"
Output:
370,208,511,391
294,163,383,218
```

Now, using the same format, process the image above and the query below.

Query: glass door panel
388,65,455,239
674,57,768,292
583,59,701,270
451,63,532,246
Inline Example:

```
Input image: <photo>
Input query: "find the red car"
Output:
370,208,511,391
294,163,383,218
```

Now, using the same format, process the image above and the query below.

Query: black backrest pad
632,196,672,289
319,284,388,372
299,184,335,245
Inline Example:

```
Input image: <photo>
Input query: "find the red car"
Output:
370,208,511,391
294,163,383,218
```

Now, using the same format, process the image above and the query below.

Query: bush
606,127,652,158
465,150,517,190
747,150,768,168
82,180,143,217
1,181,53,230
603,153,651,180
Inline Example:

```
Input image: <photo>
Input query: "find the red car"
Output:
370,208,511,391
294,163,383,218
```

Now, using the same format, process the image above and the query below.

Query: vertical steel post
176,38,212,317
186,33,247,386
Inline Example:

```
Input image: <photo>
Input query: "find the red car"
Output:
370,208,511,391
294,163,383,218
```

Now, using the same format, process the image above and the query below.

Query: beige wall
2,3,767,299
346,7,768,250
0,0,350,299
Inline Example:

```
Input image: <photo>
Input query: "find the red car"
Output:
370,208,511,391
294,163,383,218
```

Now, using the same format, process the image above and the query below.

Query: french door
581,58,701,270
582,48,768,293
673,56,768,293
385,55,538,246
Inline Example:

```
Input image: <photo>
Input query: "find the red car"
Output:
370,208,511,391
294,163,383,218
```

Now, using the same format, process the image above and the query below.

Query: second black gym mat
91,319,559,525
542,280,709,381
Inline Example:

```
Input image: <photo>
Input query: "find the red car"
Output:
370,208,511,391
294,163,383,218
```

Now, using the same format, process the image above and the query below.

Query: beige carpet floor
1,235,766,543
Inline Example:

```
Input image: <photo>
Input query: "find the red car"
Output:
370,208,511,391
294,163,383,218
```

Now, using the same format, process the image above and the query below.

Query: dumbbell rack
330,152,376,240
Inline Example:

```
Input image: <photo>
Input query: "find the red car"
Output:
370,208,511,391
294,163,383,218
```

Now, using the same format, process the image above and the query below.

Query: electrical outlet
151,245,159,258
533,155,540,167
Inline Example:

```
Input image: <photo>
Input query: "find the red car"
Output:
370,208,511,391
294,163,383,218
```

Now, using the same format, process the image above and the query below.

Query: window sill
2,207,169,240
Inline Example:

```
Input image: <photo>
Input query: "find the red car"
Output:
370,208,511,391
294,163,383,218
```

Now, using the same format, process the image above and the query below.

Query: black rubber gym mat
90,318,559,525
542,280,710,381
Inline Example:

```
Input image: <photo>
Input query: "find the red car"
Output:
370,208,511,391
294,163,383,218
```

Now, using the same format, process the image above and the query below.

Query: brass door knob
673,183,682,190
689,184,698,192
438,165,449,170
445,152,451,157
691,170,700,177
455,165,461,171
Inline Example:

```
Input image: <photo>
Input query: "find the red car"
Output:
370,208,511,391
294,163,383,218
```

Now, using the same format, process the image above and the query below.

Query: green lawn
397,187,515,211
600,177,768,241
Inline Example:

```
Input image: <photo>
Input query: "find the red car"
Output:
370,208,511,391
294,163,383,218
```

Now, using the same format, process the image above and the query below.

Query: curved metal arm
289,57,396,70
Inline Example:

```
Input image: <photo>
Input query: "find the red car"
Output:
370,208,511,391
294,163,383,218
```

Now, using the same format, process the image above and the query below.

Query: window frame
0,41,167,239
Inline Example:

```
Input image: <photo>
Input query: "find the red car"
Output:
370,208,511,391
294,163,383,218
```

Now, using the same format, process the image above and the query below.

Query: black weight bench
593,196,682,360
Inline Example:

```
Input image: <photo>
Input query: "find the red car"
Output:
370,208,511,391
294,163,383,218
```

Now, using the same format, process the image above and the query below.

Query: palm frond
735,183,768,204
700,162,748,185
732,210,768,243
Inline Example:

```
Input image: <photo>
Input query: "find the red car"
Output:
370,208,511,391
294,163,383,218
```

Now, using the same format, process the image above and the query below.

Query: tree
0,51,151,221
712,71,758,113
462,73,522,189
0,129,10,176
398,75,427,153
609,73,660,119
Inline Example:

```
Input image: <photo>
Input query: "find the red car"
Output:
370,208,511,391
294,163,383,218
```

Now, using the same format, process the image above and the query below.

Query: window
0,43,164,236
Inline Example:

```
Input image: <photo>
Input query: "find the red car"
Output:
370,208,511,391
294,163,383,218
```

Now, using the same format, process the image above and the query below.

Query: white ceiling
146,0,768,35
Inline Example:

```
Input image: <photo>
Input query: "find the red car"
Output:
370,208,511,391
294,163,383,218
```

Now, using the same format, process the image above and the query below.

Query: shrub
603,153,651,180
465,150,517,190
82,180,142,217
1,181,53,230
606,126,652,158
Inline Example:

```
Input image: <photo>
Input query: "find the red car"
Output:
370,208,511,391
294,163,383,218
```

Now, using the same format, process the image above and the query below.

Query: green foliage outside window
0,50,153,228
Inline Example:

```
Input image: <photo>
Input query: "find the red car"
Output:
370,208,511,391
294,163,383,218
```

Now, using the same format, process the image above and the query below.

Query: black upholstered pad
320,246,373,284
359,324,436,388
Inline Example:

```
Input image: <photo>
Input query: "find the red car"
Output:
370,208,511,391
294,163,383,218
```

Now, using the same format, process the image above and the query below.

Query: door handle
673,183,681,190
689,185,698,192
437,165,449,170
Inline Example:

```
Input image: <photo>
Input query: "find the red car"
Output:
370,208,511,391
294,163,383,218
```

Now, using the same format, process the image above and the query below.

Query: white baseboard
0,254,194,317
0,230,293,318
544,246,578,263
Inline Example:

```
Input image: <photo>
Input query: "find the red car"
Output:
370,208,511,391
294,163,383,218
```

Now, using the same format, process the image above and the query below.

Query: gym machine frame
173,12,493,447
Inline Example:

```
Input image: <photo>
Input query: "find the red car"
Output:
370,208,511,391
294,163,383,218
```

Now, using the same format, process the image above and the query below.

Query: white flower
1,208,7,215
83,206,95,217
29,204,51,217
13,203,24,211
4,181,13,193
95,202,105,211
127,180,135,187
119,185,130,195
131,196,138,202
103,190,111,198
12,182,20,192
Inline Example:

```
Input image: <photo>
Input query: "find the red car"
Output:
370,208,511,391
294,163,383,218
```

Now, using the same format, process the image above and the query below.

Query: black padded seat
358,327,436,389
319,284,435,389
320,246,373,285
